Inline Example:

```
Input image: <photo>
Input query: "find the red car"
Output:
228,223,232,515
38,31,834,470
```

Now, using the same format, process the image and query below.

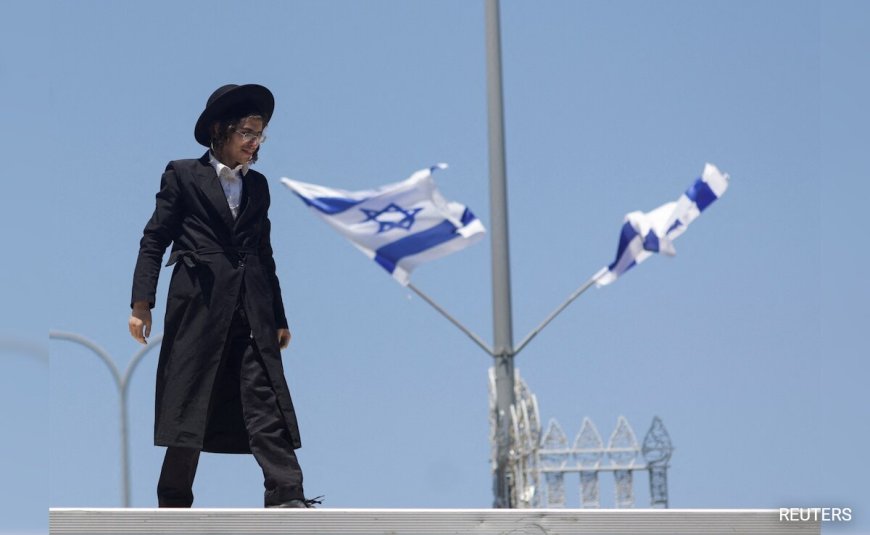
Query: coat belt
166,247,259,268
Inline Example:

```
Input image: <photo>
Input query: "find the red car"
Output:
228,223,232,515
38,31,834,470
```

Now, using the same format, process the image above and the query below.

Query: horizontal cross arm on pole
407,282,494,356
514,274,599,356
122,333,163,401
49,330,123,389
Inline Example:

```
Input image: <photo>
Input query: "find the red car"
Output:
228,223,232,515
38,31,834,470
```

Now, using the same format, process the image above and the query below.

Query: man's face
222,116,265,167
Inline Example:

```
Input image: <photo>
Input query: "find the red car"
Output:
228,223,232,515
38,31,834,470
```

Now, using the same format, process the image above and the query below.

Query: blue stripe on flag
608,222,639,270
294,193,363,215
374,220,461,274
461,207,476,226
643,231,660,253
685,178,718,212
595,164,727,287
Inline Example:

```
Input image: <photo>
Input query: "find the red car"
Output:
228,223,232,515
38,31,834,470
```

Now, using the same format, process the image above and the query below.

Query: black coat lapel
195,152,236,232
235,172,265,230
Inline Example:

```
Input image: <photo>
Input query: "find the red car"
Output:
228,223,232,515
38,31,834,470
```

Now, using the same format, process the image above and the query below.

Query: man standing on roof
129,84,316,508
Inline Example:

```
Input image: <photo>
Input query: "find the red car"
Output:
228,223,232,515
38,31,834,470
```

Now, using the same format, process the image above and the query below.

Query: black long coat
132,152,301,453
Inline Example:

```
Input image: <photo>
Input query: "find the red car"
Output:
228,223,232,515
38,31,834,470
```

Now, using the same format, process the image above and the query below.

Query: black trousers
157,307,304,507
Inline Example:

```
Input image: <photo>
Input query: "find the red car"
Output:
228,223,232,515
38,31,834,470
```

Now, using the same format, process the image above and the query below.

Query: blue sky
1,1,867,533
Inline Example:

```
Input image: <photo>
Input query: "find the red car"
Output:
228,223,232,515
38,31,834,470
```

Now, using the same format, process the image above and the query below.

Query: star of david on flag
281,164,486,285
593,163,729,286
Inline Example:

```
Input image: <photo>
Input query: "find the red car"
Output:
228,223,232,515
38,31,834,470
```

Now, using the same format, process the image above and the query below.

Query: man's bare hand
129,302,152,344
277,328,292,350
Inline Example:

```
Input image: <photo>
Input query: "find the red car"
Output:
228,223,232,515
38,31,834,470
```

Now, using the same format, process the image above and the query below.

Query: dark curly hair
209,105,268,164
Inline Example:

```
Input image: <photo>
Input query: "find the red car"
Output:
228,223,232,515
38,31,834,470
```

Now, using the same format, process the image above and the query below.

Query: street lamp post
49,331,162,507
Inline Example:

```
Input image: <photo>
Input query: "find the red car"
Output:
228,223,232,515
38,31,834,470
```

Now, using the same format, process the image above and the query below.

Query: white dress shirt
208,152,248,219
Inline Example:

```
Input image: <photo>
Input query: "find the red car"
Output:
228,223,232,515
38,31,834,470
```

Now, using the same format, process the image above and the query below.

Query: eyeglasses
234,129,267,145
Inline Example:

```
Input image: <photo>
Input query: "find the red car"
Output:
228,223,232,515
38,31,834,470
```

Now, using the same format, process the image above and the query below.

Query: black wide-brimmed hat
194,84,275,147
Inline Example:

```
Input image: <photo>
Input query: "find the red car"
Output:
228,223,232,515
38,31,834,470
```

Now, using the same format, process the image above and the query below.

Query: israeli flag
593,163,729,286
281,164,485,285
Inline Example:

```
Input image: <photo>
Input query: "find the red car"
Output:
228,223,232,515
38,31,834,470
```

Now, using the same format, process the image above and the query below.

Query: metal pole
407,283,493,356
119,334,163,509
514,275,599,356
485,0,516,508
49,331,163,508
49,331,128,506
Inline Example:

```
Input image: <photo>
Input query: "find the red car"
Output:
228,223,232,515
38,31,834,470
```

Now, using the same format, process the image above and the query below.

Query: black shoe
267,496,324,509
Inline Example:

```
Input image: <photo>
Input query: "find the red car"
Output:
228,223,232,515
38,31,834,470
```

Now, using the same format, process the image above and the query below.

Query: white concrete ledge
49,508,821,535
